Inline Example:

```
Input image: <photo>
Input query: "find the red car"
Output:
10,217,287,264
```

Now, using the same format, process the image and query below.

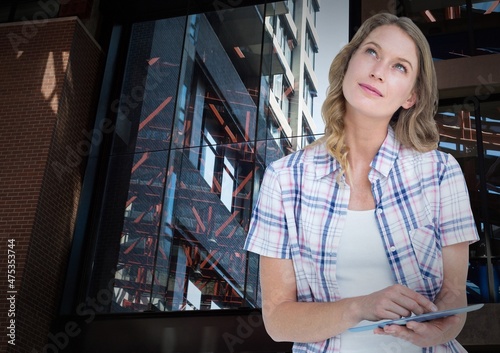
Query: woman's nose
370,71,384,82
370,64,385,82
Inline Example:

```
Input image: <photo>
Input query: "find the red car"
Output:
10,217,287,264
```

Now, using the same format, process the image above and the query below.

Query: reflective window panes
403,0,500,59
436,97,500,303
301,116,315,148
286,0,295,20
85,2,317,313
482,100,500,302
303,72,316,116
305,27,317,68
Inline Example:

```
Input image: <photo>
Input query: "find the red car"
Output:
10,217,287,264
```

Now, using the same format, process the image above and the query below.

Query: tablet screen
348,303,484,332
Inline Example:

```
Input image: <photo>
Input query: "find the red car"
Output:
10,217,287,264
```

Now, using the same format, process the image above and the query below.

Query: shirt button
389,246,397,252
377,208,383,214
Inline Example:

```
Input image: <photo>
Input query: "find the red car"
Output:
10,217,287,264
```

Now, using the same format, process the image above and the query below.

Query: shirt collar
371,126,400,178
309,141,341,180
311,126,400,180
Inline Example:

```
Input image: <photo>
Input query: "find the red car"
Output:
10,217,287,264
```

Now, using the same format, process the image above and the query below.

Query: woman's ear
402,91,417,109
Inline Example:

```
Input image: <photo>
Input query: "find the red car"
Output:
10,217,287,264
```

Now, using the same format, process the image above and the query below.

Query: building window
301,117,316,147
268,114,292,156
274,15,294,67
272,74,293,120
286,0,295,20
305,25,317,68
303,72,316,116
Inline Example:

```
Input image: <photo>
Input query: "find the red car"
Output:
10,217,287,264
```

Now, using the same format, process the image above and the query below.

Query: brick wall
0,17,103,352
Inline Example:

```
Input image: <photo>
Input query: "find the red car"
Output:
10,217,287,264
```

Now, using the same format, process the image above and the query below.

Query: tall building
0,1,499,352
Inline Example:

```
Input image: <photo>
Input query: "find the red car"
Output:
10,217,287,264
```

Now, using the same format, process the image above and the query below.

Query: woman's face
342,24,419,122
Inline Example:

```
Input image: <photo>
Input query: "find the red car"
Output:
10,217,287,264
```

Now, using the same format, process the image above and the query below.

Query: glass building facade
436,97,500,304
78,1,321,314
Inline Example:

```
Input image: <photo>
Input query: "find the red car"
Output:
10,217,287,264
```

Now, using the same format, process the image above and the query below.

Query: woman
244,13,479,353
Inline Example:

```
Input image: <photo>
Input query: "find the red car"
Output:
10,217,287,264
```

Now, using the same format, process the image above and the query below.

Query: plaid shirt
244,127,479,353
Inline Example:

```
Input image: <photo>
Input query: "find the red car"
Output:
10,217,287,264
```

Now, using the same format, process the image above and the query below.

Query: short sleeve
243,164,291,259
439,154,480,247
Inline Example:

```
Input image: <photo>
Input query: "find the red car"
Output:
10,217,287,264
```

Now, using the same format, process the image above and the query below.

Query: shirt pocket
409,225,442,280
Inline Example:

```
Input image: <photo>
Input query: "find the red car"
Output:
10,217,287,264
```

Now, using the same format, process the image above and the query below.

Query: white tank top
336,209,421,353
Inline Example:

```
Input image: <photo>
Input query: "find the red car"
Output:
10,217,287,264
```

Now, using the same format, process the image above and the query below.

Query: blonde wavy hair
319,13,439,177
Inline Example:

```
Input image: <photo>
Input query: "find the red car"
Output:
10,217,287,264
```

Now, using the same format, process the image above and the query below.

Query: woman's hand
355,284,438,322
373,314,463,347
372,242,470,347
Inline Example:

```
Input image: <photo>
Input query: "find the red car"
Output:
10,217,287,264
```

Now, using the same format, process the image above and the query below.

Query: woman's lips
359,83,383,97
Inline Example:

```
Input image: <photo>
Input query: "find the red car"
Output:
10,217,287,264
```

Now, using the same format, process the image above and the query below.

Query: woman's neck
344,118,388,163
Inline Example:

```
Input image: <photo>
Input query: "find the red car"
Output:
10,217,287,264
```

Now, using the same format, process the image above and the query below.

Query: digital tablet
348,303,484,332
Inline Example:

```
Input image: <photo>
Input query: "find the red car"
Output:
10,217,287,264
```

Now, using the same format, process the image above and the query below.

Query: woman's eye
366,48,377,57
394,63,407,73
